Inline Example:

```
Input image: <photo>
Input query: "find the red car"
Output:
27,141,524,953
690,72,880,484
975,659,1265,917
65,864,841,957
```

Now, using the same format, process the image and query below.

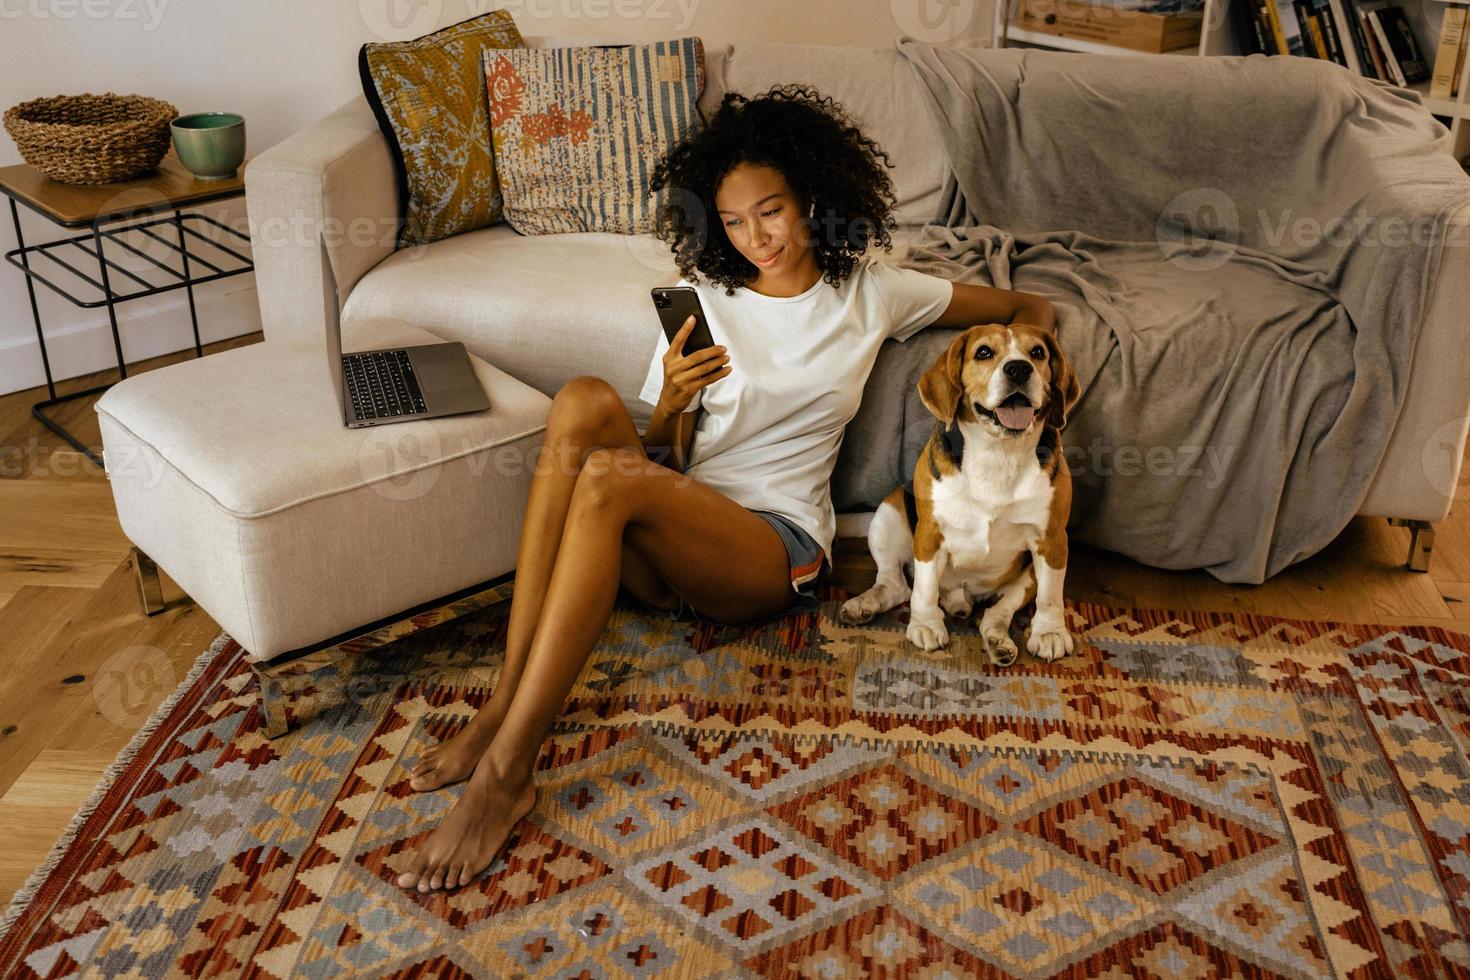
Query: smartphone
651,286,715,355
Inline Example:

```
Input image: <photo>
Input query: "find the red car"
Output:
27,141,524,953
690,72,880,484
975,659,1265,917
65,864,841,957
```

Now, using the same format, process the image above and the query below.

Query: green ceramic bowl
170,112,245,181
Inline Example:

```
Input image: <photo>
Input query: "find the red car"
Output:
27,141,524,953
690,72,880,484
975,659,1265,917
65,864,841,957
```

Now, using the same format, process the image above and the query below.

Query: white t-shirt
638,257,955,560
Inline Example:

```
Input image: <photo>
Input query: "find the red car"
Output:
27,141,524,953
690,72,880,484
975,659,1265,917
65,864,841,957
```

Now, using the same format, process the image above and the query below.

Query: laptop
320,240,490,428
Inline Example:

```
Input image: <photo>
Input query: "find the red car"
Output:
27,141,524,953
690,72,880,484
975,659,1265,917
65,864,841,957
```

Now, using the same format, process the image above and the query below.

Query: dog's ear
918,330,971,431
1042,330,1081,429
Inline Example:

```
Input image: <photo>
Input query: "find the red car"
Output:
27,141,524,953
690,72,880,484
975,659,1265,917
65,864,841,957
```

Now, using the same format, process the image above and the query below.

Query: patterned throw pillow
359,11,524,246
485,38,705,236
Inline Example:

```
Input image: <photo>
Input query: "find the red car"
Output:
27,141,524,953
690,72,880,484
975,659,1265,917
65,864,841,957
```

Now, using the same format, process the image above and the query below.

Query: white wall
0,0,993,396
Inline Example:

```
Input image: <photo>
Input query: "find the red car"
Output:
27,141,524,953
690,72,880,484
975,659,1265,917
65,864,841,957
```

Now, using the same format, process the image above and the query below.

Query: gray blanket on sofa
833,40,1470,584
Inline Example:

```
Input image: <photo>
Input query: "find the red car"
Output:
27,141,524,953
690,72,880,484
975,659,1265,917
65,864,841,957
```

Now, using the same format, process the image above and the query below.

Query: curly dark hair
648,84,898,296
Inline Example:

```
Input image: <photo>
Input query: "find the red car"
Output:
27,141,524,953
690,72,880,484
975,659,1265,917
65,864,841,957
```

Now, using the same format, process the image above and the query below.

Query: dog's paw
940,588,973,620
839,596,876,626
840,583,907,626
906,617,950,651
1027,625,1074,663
982,626,1019,667
834,590,887,628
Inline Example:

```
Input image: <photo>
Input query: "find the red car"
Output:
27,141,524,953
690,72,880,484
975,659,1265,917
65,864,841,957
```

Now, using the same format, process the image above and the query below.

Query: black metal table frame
4,192,253,465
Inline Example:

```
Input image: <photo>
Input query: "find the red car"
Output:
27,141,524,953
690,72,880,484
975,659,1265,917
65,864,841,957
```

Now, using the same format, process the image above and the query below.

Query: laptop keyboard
343,350,428,421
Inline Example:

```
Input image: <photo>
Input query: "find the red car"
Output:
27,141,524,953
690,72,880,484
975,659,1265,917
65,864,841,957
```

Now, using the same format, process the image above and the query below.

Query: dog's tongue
996,402,1036,431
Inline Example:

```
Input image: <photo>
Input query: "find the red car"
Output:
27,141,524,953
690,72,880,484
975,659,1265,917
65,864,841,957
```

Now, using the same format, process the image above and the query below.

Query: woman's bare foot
396,764,537,892
409,709,505,792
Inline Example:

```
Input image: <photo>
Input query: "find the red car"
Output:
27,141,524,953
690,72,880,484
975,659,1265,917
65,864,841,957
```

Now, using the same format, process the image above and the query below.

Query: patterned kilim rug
3,583,1470,979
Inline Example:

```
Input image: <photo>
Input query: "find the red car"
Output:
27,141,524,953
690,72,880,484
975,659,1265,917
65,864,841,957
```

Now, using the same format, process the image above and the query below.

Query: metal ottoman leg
132,547,166,615
1389,518,1436,573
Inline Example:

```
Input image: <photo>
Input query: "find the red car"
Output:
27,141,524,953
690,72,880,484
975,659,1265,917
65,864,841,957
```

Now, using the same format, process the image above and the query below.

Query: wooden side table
0,150,254,464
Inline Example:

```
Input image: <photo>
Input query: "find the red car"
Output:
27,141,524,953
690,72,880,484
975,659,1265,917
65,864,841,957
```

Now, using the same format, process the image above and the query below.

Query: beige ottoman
96,318,550,729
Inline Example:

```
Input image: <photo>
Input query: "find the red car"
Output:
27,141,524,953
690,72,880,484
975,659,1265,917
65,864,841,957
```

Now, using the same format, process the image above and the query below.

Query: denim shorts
657,508,829,626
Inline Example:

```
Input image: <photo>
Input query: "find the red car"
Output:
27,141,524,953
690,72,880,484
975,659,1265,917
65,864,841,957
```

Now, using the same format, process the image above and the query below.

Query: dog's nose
1002,360,1033,384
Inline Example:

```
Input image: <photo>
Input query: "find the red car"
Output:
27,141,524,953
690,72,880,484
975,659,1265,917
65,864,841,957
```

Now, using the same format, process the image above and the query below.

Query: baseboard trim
0,284,262,398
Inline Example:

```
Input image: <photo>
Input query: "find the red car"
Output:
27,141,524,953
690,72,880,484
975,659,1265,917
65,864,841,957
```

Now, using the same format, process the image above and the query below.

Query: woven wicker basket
3,93,178,185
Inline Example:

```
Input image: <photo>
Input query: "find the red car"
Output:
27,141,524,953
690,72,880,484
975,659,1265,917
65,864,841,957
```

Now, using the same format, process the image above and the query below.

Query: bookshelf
1340,0,1470,159
1001,24,1210,54
994,0,1470,161
993,0,1238,57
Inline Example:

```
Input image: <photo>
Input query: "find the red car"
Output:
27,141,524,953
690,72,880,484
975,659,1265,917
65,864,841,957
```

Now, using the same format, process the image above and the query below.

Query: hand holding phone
651,287,729,414
659,317,730,414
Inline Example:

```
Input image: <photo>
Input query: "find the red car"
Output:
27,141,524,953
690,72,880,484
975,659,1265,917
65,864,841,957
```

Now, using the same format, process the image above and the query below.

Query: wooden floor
0,330,1466,901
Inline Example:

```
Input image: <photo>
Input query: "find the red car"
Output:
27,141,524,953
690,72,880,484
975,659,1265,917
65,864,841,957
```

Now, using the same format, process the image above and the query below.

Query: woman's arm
932,281,1056,332
642,403,701,472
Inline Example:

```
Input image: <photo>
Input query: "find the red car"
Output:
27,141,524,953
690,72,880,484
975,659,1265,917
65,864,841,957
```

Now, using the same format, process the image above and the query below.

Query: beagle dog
839,323,1081,666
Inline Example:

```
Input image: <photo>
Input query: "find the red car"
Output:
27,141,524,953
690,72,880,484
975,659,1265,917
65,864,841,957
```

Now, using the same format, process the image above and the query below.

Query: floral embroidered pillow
485,38,705,236
359,10,524,246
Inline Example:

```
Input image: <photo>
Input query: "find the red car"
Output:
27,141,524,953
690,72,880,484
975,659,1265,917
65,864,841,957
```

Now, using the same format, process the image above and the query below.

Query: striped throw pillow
485,38,705,236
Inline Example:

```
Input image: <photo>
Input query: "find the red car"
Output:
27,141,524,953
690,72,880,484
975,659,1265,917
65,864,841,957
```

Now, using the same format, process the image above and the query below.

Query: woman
394,85,1056,892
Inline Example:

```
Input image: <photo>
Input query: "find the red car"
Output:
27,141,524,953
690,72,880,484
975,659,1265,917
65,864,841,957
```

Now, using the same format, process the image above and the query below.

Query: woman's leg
396,446,792,890
410,377,672,791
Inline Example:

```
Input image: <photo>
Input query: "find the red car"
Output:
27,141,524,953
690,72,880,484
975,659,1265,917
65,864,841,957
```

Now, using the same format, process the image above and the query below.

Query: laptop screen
319,237,343,407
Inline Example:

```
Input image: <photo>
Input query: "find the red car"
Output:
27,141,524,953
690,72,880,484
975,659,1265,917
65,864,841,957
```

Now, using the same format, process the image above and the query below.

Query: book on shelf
1335,0,1378,74
1429,4,1467,100
1294,0,1324,55
1292,0,1346,63
1258,0,1301,54
1254,0,1353,62
1306,12,1328,57
1240,0,1435,84
1450,5,1468,97
1316,0,1348,64
1375,5,1430,83
1368,8,1405,83
1356,0,1391,79
1233,0,1269,52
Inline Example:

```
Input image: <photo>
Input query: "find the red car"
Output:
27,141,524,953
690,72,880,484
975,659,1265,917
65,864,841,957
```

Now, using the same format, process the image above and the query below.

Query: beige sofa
245,36,1470,570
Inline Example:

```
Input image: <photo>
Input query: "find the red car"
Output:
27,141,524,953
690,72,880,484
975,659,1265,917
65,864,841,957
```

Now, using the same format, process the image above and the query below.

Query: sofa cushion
342,225,932,422
720,42,948,227
697,41,731,120
524,34,730,123
359,10,524,246
342,223,679,412
487,37,706,235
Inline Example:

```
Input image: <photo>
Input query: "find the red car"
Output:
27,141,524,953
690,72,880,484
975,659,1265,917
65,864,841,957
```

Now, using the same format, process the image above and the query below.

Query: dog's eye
1030,345,1046,360
974,345,993,361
